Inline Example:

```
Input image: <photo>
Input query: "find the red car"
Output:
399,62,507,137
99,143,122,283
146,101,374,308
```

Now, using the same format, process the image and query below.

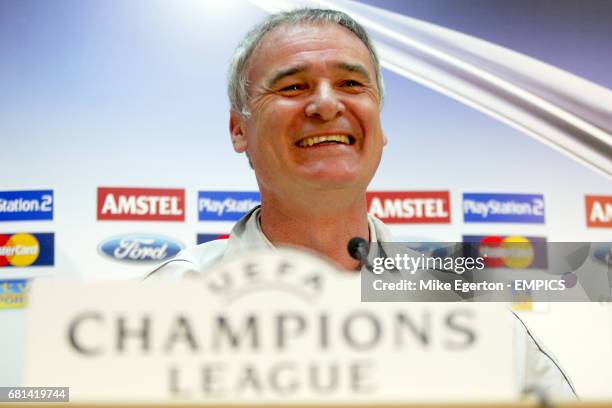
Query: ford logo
98,234,184,263
593,244,611,267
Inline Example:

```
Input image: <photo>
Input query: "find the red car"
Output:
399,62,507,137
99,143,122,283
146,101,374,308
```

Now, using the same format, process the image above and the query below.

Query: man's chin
297,171,370,191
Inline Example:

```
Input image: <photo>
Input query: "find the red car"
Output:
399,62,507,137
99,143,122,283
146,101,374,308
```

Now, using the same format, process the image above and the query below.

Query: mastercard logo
463,235,547,269
478,236,534,268
0,233,54,268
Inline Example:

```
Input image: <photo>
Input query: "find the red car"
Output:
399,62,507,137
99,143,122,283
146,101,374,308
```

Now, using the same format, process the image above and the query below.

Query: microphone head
348,237,369,261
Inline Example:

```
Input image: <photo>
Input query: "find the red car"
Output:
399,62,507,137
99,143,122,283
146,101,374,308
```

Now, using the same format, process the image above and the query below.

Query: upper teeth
298,135,351,147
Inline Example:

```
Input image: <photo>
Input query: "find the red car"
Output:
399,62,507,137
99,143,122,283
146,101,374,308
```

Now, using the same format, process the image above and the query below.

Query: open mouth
296,134,355,147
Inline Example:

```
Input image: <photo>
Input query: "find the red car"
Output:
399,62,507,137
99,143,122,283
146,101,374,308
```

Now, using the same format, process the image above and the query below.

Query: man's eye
280,84,306,92
342,80,363,87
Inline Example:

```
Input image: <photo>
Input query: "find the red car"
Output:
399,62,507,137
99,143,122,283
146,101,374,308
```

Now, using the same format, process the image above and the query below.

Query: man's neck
259,193,370,271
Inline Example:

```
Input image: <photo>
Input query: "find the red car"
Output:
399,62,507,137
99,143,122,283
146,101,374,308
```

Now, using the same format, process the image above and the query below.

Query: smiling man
148,8,576,400
151,8,391,273
228,17,387,271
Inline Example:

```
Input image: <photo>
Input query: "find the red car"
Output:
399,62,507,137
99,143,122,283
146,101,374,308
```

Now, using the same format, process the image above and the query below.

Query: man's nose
305,83,345,120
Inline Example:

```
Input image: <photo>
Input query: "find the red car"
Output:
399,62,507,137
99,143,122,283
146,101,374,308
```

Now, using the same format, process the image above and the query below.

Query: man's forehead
247,22,376,81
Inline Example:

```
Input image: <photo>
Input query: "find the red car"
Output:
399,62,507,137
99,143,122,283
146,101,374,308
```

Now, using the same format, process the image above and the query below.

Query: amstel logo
0,233,54,267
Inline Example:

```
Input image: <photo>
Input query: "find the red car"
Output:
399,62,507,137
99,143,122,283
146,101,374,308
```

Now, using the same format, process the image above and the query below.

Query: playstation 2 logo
0,190,53,221
463,193,545,224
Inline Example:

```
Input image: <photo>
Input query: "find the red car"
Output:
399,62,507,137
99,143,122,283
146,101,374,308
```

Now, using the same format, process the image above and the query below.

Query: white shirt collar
222,205,392,263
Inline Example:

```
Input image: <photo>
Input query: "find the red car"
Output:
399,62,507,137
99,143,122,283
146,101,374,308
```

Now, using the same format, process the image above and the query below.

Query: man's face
230,23,386,196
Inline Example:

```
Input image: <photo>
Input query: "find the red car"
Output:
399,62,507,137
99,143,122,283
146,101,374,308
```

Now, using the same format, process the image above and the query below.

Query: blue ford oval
99,234,184,263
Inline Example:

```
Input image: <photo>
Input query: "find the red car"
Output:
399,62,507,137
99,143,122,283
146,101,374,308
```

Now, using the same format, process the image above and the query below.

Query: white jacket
147,207,577,400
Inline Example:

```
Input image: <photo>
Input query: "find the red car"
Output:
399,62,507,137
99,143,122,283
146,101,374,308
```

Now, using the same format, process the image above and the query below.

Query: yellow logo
0,233,40,267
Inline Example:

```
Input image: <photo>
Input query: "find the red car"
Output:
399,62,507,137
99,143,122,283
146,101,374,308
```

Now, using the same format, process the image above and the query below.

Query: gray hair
227,8,384,117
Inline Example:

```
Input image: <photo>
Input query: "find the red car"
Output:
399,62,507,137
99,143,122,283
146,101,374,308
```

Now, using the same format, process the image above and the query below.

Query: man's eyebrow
264,62,374,89
336,62,372,83
265,65,307,88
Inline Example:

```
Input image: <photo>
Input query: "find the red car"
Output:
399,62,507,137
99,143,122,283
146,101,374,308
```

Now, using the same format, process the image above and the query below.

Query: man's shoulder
369,214,394,241
145,239,229,279
510,311,577,400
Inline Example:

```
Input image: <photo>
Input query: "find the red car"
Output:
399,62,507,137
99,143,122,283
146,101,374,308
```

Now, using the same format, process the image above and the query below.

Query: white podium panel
25,250,516,404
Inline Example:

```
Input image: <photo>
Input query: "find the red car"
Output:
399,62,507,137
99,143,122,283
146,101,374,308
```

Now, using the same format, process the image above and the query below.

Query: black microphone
348,237,372,272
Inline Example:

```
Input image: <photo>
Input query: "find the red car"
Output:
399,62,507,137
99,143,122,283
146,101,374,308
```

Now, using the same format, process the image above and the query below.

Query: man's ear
229,110,248,153
382,131,388,146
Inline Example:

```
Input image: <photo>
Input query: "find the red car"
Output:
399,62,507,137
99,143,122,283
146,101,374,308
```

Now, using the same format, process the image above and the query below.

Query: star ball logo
0,279,29,309
0,233,54,267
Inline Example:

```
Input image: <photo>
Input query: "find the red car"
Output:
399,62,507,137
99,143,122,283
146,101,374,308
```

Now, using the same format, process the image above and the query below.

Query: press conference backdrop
1,0,611,400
